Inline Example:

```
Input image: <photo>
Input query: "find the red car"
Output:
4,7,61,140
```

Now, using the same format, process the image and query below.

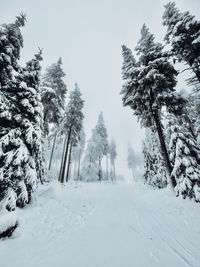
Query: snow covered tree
0,14,44,211
109,138,117,180
143,128,167,188
163,2,200,87
59,84,84,183
41,57,67,136
72,129,86,180
92,112,109,181
0,43,43,210
0,13,26,87
121,24,186,188
81,137,99,182
167,114,200,202
127,144,137,181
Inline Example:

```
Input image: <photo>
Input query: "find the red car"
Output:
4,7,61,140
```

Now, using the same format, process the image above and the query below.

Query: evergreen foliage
163,2,200,86
143,128,167,188
167,114,200,201
41,58,67,136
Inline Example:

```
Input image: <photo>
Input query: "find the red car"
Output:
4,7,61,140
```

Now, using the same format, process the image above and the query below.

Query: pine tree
121,24,186,188
143,128,167,188
72,129,86,180
109,139,117,180
41,58,67,136
127,144,137,181
93,112,109,181
163,2,200,87
0,13,26,87
167,114,200,201
81,137,99,182
59,84,84,183
0,37,43,212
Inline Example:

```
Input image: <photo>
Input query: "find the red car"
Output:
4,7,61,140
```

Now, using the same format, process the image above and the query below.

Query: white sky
1,0,200,181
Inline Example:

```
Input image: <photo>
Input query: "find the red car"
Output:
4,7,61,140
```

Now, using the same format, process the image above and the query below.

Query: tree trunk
66,142,73,182
113,161,116,180
58,135,67,182
77,151,81,180
48,132,57,170
106,155,109,180
60,128,72,183
153,112,176,188
98,156,102,181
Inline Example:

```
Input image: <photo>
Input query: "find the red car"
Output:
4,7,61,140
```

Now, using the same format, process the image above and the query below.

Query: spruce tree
167,114,200,201
143,128,167,188
59,84,84,183
81,137,99,182
163,2,200,86
92,112,109,181
121,24,186,188
41,58,67,136
127,144,137,181
0,14,43,210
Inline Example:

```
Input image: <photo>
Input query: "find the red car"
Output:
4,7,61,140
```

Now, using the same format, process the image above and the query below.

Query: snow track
1,182,200,267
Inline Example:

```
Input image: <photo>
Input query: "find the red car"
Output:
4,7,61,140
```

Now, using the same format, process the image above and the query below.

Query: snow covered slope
1,182,200,267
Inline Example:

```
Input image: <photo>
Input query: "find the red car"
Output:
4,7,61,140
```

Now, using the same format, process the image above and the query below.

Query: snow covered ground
1,181,200,267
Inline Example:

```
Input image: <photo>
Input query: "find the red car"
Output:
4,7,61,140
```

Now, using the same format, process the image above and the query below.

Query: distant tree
167,114,200,202
81,137,99,181
59,84,84,183
109,139,117,180
121,24,186,189
93,112,109,181
143,128,167,188
163,2,200,87
127,144,138,181
72,129,86,180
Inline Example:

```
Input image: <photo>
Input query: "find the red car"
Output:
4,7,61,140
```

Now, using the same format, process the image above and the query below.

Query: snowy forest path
1,182,200,267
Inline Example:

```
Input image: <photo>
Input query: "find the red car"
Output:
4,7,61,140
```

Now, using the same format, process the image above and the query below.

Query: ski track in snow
1,182,200,267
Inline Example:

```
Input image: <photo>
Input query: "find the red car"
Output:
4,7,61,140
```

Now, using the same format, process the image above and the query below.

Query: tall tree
59,84,84,183
0,13,43,210
163,2,200,87
93,112,109,181
121,25,186,189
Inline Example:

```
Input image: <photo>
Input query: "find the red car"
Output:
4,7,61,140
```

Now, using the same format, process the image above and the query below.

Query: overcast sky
1,0,200,181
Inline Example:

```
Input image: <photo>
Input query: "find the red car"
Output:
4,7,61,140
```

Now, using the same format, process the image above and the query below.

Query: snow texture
1,181,200,267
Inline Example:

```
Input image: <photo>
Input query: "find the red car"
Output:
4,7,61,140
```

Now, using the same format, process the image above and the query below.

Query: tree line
0,13,118,224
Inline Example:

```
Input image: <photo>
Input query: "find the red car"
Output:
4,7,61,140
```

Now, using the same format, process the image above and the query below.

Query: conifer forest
1,1,200,266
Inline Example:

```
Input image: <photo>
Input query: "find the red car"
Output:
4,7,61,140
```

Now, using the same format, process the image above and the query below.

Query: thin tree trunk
113,161,116,180
73,159,77,180
98,156,102,181
77,151,81,180
66,142,73,182
153,112,176,188
58,134,67,182
48,132,57,170
60,128,72,183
